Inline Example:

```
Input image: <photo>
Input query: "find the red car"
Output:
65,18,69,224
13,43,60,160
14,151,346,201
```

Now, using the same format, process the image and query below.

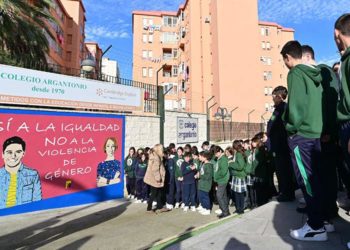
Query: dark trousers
267,159,278,198
166,178,176,205
288,135,324,229
235,192,245,213
274,151,296,198
147,186,163,211
199,190,211,210
320,142,339,219
126,177,136,196
254,179,269,206
136,178,148,200
175,180,183,203
216,184,229,215
183,183,196,207
247,185,257,208
340,121,350,196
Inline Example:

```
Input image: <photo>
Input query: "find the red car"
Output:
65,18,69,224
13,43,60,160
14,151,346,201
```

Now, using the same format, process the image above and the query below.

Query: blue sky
84,0,350,79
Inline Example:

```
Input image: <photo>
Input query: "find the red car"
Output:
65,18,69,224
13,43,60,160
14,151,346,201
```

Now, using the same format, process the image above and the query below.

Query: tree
0,0,55,67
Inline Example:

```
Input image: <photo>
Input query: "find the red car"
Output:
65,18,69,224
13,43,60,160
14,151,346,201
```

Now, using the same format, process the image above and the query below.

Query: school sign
0,64,143,111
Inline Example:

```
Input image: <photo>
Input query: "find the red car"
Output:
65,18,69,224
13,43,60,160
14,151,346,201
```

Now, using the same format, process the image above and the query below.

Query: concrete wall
124,111,207,156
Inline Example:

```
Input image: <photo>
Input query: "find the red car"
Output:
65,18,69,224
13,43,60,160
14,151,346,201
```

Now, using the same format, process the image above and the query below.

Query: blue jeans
183,183,196,207
199,190,211,210
166,178,176,205
175,180,183,203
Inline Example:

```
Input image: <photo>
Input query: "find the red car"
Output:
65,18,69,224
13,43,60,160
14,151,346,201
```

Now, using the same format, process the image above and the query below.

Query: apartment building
44,0,89,74
102,58,120,80
132,0,294,122
85,42,103,76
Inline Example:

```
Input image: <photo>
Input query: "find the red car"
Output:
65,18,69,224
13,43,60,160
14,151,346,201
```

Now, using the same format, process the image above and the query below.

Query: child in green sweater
174,147,184,208
198,151,213,215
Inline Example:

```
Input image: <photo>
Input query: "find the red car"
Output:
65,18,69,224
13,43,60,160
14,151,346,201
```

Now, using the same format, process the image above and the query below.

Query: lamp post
99,45,112,79
156,64,167,145
229,106,239,141
247,109,255,139
206,96,215,141
261,111,268,132
81,58,96,78
214,107,230,142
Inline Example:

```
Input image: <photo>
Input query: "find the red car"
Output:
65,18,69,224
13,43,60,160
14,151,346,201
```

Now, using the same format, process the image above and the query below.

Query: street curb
147,209,250,250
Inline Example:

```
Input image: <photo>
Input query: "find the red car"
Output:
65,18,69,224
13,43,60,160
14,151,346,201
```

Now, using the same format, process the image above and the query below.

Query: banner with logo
177,117,198,144
0,64,142,111
0,109,125,216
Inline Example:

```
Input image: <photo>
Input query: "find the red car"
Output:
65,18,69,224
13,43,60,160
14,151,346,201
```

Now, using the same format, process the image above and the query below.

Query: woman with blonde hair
144,144,167,213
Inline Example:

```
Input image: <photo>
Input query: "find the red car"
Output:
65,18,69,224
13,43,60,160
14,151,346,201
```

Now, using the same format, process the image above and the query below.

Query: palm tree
0,0,55,67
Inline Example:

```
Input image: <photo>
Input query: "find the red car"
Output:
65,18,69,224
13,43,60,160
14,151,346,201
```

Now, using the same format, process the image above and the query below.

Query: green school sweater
124,156,136,178
174,155,184,179
318,64,339,139
338,47,350,121
228,152,247,179
245,150,254,175
251,148,268,181
283,64,323,138
214,154,229,185
199,162,213,192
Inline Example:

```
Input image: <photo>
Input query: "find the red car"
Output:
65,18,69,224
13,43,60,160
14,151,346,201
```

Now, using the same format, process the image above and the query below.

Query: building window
265,103,269,111
261,27,265,36
267,71,272,80
181,11,185,21
148,68,153,78
142,34,147,43
143,18,148,26
173,48,178,58
148,50,153,58
261,27,269,36
148,34,153,43
264,87,268,96
267,58,272,65
66,51,72,62
161,32,178,44
263,71,268,80
260,56,267,64
163,16,178,27
142,67,147,77
181,80,186,91
172,66,178,77
268,87,273,95
149,19,154,25
261,41,266,49
67,34,73,45
142,50,148,58
266,42,271,50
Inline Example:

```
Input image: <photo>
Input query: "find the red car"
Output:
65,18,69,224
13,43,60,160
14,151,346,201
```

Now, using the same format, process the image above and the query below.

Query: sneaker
181,203,185,208
134,199,142,204
324,221,335,233
197,205,203,211
127,194,131,199
217,213,230,219
166,203,174,210
190,206,196,212
290,223,327,241
142,200,148,204
131,195,135,199
200,209,211,215
152,201,157,206
215,209,222,215
298,197,306,204
183,206,189,212
175,202,180,209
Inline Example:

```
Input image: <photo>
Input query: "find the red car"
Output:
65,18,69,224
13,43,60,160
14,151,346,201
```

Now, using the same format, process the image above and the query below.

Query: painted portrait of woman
96,137,121,187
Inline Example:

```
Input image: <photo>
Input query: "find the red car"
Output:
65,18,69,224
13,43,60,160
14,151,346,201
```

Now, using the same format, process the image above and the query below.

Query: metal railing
0,57,158,113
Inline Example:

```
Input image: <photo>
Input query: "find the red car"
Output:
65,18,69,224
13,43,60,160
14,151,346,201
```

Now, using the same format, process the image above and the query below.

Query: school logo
186,165,191,171
247,154,253,165
127,158,133,166
200,167,204,175
214,162,219,172
177,159,184,167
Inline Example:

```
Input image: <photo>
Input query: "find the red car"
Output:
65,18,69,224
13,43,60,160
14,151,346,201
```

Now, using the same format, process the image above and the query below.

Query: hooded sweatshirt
337,47,350,121
283,64,323,138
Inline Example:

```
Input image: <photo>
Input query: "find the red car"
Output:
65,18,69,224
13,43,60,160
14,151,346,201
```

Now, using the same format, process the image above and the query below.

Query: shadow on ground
0,201,130,250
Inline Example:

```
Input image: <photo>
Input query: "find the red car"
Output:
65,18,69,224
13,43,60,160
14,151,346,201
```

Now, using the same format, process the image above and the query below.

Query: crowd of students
120,13,350,248
123,137,277,218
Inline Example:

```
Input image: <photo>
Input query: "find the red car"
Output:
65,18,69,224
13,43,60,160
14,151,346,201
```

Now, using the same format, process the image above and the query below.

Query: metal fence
209,120,263,141
0,58,158,113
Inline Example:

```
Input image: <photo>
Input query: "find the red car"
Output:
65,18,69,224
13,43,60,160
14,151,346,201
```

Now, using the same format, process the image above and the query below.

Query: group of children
123,136,277,217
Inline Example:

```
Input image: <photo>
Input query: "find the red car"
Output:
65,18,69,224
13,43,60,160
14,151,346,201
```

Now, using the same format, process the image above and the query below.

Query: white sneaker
166,203,174,210
142,200,148,204
134,199,142,204
200,209,211,215
298,197,306,204
131,195,135,199
290,223,327,241
152,201,157,206
190,206,196,212
183,206,189,212
347,241,350,249
324,221,335,233
175,202,180,209
181,203,185,208
215,209,222,215
127,194,131,199
197,205,203,211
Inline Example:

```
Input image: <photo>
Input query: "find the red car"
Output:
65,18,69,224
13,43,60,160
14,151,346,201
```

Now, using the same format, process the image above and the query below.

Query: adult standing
334,13,350,249
144,144,167,213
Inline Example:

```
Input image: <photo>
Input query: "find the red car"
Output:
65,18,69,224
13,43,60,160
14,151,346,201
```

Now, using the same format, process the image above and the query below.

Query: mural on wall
0,109,124,212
